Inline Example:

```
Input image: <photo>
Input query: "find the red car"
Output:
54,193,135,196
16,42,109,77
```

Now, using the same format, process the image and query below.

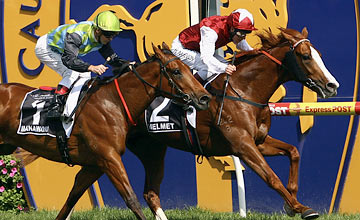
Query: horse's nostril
200,95,211,104
326,82,338,92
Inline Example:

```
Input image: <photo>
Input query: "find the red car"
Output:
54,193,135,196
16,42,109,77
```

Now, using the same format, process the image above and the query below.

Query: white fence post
232,156,246,217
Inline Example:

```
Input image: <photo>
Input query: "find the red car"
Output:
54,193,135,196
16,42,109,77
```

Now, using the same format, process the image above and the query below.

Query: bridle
260,38,319,90
210,38,316,109
111,54,193,126
104,53,193,104
131,56,192,105
282,39,320,90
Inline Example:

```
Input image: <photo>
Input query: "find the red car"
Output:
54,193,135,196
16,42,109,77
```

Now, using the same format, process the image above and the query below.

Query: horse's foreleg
98,152,146,220
257,135,300,198
56,166,103,220
232,135,316,218
128,139,168,220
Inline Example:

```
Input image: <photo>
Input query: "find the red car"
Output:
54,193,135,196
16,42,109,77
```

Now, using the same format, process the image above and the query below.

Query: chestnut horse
0,43,210,220
125,28,339,219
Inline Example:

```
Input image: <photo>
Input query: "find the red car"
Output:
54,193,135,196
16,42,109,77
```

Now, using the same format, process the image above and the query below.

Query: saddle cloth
145,96,204,155
145,96,196,133
17,78,89,138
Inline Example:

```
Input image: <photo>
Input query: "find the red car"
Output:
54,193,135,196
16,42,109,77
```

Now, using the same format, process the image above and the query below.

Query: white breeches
171,36,227,82
35,34,91,89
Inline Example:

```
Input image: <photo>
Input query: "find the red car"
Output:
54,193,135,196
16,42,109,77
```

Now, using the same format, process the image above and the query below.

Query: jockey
171,8,258,87
35,10,130,120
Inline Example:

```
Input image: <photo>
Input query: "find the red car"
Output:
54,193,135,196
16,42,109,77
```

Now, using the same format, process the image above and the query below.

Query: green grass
0,206,359,220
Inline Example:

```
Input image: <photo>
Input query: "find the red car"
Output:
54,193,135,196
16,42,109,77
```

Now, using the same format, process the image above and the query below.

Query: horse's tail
14,148,40,167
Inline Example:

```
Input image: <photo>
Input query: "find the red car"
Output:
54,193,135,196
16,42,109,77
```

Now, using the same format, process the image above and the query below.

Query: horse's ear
152,43,165,60
301,27,308,38
162,42,170,50
281,30,296,44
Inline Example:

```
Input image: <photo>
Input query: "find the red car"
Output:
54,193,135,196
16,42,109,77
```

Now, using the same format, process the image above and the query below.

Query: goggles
102,30,119,38
234,29,252,38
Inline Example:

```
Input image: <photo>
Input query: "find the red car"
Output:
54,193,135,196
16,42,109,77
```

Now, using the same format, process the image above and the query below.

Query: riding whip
217,51,236,126
64,57,111,123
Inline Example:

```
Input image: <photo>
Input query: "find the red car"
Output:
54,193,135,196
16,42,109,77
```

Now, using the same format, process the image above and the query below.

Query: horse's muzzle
319,82,338,98
325,82,338,97
195,94,211,110
199,94,211,106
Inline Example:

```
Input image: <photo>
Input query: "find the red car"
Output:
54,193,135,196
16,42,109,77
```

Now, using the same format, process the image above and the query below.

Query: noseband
282,39,319,90
217,38,318,109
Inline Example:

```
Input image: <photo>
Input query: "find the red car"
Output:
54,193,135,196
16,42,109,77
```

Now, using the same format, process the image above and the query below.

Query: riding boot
47,94,63,120
47,85,68,121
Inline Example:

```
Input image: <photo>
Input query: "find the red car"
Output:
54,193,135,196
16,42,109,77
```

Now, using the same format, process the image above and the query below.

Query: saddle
17,79,90,166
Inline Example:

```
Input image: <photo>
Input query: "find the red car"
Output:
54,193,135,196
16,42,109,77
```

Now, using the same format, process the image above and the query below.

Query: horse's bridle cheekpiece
283,39,320,91
262,38,317,91
217,38,315,110
132,55,192,106
112,52,193,126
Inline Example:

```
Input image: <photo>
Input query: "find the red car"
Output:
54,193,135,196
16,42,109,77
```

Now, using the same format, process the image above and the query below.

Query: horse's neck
230,46,290,103
114,62,161,119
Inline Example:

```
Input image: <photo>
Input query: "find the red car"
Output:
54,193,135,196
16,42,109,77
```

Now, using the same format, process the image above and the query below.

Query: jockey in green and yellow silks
47,21,103,56
35,10,131,120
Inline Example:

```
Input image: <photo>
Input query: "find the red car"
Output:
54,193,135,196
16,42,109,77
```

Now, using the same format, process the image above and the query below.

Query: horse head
280,27,339,98
151,42,211,110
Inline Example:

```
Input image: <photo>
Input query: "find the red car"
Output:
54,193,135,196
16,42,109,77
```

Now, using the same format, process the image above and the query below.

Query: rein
208,85,268,109
212,38,312,110
131,57,191,102
228,84,268,108
113,56,192,125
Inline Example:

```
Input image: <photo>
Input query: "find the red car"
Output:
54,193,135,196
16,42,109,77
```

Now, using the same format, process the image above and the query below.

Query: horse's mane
233,28,302,64
142,48,174,64
257,27,303,50
256,28,287,50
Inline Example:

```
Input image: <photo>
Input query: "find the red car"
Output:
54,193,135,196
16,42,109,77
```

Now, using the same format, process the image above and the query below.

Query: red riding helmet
227,9,257,31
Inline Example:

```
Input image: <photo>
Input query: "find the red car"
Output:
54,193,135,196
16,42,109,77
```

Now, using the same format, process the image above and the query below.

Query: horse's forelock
281,28,305,40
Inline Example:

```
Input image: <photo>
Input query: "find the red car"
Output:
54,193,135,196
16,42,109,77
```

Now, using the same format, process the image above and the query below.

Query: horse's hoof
283,203,295,217
301,209,319,219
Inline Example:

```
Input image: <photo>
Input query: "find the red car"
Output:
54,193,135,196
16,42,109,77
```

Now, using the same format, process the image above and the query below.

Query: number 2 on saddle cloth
145,96,204,156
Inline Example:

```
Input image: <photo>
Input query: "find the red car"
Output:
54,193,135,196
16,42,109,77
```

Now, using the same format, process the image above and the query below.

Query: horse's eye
173,69,181,75
302,54,311,60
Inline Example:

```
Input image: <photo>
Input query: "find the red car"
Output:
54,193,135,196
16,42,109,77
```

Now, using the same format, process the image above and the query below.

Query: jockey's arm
61,33,91,72
199,26,228,76
99,44,129,68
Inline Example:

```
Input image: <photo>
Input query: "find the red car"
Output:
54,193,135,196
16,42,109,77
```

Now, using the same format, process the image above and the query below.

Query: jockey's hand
88,64,108,75
225,64,236,75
